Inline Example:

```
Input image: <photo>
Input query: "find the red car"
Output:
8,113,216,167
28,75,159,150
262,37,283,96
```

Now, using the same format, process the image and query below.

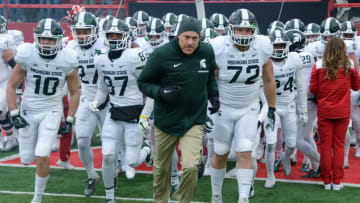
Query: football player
6,18,80,203
133,10,149,39
89,18,151,203
68,11,108,196
0,16,18,152
209,8,276,203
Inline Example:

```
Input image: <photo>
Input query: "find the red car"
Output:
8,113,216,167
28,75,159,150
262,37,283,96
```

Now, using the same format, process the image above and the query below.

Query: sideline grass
0,166,359,203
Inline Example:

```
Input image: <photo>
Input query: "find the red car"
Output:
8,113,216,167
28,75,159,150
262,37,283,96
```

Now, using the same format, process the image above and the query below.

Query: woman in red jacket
310,37,360,190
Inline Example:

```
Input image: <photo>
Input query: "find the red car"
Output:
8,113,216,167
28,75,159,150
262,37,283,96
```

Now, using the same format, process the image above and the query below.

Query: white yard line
0,190,207,203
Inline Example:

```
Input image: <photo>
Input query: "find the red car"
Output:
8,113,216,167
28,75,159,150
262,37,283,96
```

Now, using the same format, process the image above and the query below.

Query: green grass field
0,165,359,203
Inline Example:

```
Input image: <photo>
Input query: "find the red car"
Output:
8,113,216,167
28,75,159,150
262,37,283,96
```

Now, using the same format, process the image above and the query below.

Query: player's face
215,28,224,35
165,26,171,33
107,33,123,40
306,34,319,40
148,34,160,41
234,27,252,36
322,35,333,42
75,28,92,41
343,33,355,39
178,31,199,55
39,37,56,50
273,43,286,54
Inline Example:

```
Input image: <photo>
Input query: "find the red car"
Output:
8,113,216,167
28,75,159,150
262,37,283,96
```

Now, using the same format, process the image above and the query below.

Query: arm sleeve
295,66,308,113
207,46,219,97
93,64,109,106
309,64,319,95
137,49,162,99
140,97,154,118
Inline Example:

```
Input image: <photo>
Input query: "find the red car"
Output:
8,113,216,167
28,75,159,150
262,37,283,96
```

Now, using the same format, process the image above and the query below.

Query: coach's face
178,31,199,55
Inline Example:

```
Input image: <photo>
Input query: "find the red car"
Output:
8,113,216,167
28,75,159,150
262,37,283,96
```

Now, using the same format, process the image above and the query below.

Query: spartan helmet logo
200,59,207,69
292,32,302,43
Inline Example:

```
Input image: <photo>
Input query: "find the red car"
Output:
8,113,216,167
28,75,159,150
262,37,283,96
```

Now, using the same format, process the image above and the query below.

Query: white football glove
139,116,150,138
299,112,308,126
88,101,100,112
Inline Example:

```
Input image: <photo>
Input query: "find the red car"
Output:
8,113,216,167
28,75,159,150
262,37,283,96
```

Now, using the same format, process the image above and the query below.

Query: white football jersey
298,51,315,97
305,39,356,61
68,38,105,101
7,30,23,46
15,43,79,112
0,33,15,83
273,52,303,106
135,37,168,58
95,47,146,107
210,35,273,108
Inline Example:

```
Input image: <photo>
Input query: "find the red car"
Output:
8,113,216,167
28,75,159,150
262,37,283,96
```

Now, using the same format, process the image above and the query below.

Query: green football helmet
269,29,290,59
200,28,218,43
125,16,137,39
320,17,340,43
162,12,177,31
167,24,177,41
340,21,357,41
285,18,305,32
229,8,258,46
103,18,130,51
176,14,189,24
146,18,165,47
133,10,149,36
286,29,306,52
0,16,7,33
34,18,64,56
304,23,320,43
210,13,229,34
71,12,98,46
267,20,284,35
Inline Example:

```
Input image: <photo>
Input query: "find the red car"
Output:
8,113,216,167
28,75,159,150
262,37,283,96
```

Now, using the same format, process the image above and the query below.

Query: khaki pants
153,125,203,203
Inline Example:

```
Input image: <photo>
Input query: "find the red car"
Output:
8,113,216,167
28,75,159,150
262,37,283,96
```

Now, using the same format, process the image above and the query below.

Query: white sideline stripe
0,190,207,203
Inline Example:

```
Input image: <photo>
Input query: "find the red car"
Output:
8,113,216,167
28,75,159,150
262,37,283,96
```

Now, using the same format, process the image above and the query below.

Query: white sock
265,144,275,178
105,188,115,200
236,169,253,200
33,174,49,202
210,167,226,196
102,155,116,199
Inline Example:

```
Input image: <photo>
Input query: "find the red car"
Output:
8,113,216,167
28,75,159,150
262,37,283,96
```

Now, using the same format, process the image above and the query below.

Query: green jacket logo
200,59,207,69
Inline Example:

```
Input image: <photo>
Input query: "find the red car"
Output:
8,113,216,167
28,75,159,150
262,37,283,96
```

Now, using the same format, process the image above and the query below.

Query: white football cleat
324,183,331,190
264,176,276,189
211,194,223,203
3,135,18,152
125,165,136,179
333,183,344,191
56,159,75,170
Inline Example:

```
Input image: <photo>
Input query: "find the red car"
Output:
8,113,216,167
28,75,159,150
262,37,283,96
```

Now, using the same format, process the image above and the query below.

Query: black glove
11,114,29,129
308,95,317,104
158,86,181,103
58,121,72,135
208,96,220,114
266,107,276,131
203,116,214,134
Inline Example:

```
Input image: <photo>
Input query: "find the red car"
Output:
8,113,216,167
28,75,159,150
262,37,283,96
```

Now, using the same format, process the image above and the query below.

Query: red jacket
310,60,360,119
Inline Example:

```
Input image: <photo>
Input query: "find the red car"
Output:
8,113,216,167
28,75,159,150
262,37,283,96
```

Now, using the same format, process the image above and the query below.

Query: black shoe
84,176,99,196
104,199,115,203
249,185,255,199
301,162,311,172
274,160,282,172
314,132,319,142
300,168,320,178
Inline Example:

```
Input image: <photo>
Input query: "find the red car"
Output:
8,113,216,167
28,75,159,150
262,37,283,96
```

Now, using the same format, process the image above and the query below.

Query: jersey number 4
228,65,259,84
104,76,128,96
275,76,294,95
33,75,59,96
78,64,98,84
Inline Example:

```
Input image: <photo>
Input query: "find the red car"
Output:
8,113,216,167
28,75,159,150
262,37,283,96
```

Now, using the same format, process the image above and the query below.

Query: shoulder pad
62,47,79,68
66,40,76,49
15,43,34,62
94,38,106,50
124,47,146,67
0,34,15,50
255,35,272,57
345,40,356,54
209,36,228,56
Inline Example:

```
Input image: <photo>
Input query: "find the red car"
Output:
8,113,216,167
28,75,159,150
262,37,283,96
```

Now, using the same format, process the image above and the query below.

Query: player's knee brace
20,153,35,165
214,142,230,156
102,153,116,167
235,139,253,152
266,144,275,153
77,137,91,150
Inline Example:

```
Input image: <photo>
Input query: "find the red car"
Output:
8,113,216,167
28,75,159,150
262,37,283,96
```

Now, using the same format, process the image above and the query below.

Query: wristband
140,115,148,120
10,109,20,117
7,58,16,68
66,116,74,123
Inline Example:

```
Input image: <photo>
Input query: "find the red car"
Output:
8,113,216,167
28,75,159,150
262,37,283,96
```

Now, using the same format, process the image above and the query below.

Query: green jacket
137,38,219,136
